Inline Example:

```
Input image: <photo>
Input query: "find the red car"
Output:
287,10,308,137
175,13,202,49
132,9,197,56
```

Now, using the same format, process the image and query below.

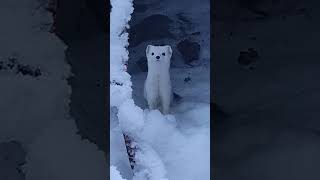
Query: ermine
144,45,173,114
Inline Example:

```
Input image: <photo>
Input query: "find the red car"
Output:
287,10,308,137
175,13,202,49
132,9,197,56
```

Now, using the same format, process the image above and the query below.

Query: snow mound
140,105,210,180
118,99,145,136
110,0,134,107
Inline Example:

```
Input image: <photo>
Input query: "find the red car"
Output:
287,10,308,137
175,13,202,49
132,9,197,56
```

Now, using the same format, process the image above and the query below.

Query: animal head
146,45,172,63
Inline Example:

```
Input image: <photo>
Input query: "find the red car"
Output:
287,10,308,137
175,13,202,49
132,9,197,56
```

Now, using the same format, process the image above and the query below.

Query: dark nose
156,56,160,59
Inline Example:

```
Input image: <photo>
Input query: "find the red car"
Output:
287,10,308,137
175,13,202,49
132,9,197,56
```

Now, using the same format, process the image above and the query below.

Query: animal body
144,45,173,114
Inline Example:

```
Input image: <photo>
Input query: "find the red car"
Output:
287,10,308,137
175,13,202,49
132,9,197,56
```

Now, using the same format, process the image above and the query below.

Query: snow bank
140,107,210,180
118,99,145,136
110,0,134,108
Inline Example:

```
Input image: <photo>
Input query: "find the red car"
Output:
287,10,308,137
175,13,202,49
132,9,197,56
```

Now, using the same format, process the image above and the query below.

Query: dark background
54,0,109,154
212,0,320,179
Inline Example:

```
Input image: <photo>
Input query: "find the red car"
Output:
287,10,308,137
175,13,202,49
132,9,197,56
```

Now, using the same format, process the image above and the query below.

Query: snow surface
111,166,127,180
0,0,107,179
110,0,210,179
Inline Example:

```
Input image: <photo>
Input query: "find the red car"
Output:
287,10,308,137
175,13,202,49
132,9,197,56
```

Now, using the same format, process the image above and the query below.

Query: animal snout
156,56,160,59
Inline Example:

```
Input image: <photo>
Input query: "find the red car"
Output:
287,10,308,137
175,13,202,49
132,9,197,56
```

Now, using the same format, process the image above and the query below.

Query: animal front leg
144,85,158,110
161,98,170,114
147,96,158,110
160,90,171,114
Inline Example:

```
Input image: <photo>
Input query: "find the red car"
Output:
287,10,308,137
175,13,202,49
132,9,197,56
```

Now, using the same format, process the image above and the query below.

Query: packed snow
110,0,210,179
0,0,107,179
111,166,127,180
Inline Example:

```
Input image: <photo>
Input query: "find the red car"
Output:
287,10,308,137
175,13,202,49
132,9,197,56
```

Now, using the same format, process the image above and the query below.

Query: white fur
144,45,173,114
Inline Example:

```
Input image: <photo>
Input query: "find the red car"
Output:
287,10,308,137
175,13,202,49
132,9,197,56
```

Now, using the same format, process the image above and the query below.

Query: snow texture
0,0,107,179
110,0,134,108
111,166,127,180
110,0,210,179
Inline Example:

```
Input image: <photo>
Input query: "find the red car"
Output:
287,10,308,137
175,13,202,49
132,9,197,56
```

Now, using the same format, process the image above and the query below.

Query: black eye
151,52,154,56
162,53,165,56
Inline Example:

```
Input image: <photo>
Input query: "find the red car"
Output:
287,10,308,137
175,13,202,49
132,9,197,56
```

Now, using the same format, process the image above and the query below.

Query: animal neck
147,61,170,76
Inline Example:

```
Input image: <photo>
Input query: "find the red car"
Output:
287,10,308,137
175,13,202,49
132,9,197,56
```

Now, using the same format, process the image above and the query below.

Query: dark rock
123,134,137,169
136,57,148,72
7,57,17,69
184,76,191,83
129,14,175,47
17,65,40,77
173,92,182,102
0,57,42,77
177,39,201,64
237,48,259,69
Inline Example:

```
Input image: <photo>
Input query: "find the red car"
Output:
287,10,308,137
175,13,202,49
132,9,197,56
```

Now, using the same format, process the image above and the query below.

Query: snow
131,74,210,180
118,99,145,136
132,142,168,180
110,0,134,108
110,0,210,179
0,0,107,179
111,166,127,180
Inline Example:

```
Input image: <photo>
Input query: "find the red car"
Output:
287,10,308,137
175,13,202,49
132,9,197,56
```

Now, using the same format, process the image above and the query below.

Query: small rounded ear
146,45,152,55
166,45,172,56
